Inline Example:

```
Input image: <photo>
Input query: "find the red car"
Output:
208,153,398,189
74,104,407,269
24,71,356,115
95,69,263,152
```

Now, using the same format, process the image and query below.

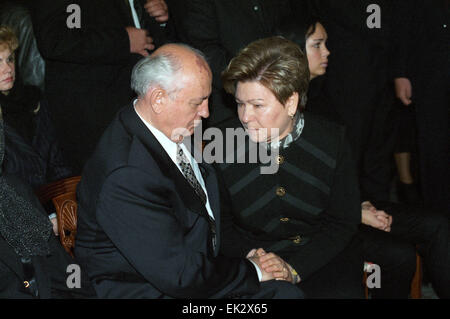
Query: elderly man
74,43,304,299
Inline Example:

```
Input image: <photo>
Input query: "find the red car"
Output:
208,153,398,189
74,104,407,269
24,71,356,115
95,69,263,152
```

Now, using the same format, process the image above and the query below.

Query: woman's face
305,23,330,79
236,81,298,143
0,47,15,95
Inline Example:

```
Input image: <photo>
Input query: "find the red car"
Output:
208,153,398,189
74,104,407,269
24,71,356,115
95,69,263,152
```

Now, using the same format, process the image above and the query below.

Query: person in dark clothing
306,0,403,203
179,0,311,127
296,17,450,298
0,25,73,235
392,0,449,215
219,36,365,298
0,105,94,299
29,0,176,173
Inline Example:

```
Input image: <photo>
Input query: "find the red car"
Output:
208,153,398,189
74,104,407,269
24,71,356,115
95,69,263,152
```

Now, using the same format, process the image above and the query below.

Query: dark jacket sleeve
30,0,131,65
282,131,361,281
95,166,260,298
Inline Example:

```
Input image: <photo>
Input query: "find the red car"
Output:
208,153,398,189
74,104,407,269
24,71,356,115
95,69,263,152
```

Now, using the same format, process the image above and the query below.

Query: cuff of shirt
248,259,263,282
48,213,57,220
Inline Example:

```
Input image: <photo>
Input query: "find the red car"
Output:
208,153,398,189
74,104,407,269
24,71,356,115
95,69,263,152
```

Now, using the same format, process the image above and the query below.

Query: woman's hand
361,201,392,232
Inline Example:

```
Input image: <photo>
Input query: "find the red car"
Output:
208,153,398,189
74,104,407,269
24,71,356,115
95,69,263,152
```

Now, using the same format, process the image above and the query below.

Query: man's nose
198,99,209,118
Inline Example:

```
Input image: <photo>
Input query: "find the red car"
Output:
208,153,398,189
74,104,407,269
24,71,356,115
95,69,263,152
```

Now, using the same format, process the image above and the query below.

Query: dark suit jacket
74,105,260,298
29,0,176,172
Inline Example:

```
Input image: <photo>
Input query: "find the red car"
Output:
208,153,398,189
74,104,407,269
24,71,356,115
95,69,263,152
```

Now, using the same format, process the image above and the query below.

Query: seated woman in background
283,17,450,298
0,109,94,298
218,36,365,298
0,26,74,234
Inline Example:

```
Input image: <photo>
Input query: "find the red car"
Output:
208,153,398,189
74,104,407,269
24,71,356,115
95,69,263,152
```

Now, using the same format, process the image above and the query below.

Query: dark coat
29,0,175,173
0,174,93,299
74,105,261,298
391,0,449,213
217,112,361,281
3,99,73,189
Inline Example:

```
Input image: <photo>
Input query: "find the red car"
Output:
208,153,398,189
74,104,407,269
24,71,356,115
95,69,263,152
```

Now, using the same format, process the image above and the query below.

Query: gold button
280,217,290,222
291,235,302,244
276,187,286,197
23,281,30,288
276,155,285,165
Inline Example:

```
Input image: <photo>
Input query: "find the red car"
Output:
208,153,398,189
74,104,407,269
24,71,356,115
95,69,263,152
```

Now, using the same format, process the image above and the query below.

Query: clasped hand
247,248,298,284
361,201,393,232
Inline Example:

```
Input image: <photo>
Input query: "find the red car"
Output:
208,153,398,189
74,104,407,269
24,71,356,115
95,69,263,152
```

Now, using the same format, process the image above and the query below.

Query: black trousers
360,201,450,298
297,236,365,299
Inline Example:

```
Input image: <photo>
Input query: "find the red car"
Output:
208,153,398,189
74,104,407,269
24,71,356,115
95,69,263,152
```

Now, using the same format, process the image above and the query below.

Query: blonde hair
0,26,19,52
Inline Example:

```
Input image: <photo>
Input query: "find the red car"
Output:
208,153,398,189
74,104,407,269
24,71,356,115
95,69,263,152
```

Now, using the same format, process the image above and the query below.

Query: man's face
162,67,211,143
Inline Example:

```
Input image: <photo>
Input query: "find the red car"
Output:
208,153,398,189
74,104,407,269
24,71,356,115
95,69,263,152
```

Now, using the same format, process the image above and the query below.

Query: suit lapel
119,105,207,218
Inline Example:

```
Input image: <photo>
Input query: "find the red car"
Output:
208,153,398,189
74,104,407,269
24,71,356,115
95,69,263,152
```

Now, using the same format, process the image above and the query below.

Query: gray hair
131,43,208,98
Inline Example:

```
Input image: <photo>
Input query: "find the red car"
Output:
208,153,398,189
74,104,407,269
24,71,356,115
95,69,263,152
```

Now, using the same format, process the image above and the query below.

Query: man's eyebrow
190,96,209,103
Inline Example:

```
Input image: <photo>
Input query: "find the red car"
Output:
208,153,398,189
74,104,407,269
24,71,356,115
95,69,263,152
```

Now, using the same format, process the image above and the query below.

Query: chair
35,176,81,257
35,176,81,205
52,192,78,257
364,253,422,299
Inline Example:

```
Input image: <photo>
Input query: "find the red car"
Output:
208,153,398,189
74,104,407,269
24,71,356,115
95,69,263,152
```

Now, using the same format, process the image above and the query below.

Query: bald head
151,43,211,88
131,43,210,98
132,43,212,142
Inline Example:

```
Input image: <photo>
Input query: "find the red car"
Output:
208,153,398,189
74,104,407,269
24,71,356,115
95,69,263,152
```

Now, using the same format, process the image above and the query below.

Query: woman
0,26,73,189
219,36,365,298
0,105,94,298
0,26,74,235
284,19,450,299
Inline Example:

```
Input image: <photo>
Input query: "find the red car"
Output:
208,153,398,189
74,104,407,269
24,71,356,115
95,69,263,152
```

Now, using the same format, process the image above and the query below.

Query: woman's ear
286,92,299,117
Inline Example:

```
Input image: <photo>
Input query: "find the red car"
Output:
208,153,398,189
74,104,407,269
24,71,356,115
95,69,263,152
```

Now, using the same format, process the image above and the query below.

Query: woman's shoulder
294,112,348,162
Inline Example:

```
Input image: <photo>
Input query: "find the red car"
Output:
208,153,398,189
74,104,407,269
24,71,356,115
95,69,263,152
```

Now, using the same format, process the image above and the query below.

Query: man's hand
248,248,297,283
394,77,413,106
126,27,155,56
361,201,393,232
144,0,169,23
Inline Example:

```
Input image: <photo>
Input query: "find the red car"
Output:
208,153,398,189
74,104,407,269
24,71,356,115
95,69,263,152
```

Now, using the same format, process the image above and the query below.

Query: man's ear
286,92,299,117
147,88,166,114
